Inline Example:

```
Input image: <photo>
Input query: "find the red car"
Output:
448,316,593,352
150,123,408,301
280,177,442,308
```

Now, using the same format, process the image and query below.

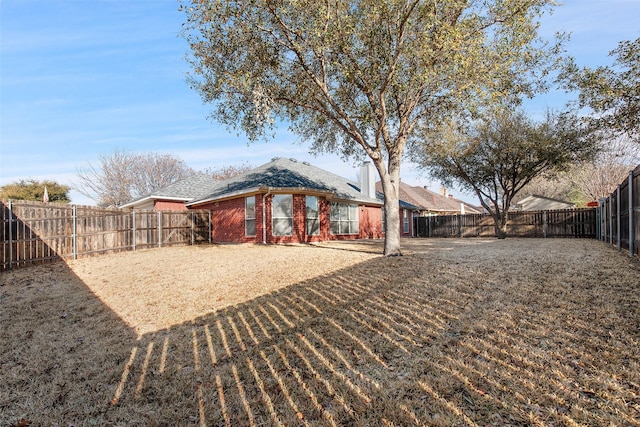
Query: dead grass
1,238,639,426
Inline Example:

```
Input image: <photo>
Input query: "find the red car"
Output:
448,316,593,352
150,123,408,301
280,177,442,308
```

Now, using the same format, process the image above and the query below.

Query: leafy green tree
563,37,640,141
415,109,596,238
180,0,563,255
0,179,70,203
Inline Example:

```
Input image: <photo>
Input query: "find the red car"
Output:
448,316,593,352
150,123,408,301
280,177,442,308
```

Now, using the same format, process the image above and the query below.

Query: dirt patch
1,238,639,426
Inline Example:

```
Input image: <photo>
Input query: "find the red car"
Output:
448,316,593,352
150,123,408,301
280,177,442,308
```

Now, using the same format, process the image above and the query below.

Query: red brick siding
194,193,386,243
359,205,384,239
400,208,413,237
154,200,188,211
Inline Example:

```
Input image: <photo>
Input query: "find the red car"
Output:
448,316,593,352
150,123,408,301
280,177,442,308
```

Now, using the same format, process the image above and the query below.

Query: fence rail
1,201,212,271
414,208,598,239
598,165,640,257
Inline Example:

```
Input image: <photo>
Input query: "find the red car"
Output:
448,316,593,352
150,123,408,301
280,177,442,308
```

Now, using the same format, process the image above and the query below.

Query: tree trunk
494,214,508,239
376,158,402,256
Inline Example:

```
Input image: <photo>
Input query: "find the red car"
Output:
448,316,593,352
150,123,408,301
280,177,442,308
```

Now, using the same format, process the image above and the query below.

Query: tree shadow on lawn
2,239,640,426
103,241,640,425
0,261,139,425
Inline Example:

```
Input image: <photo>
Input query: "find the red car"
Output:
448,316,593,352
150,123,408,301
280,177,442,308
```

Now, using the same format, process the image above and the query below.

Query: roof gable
188,157,381,206
119,173,218,208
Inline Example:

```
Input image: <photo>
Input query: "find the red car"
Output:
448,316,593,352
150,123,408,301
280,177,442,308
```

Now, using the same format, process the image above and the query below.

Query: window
272,194,293,236
245,196,256,236
306,196,319,235
403,209,409,233
330,202,358,235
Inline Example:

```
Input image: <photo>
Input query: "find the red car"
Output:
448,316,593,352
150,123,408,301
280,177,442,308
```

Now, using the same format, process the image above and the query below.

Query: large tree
563,37,640,142
0,179,70,203
76,150,194,207
181,0,562,255
568,135,640,201
415,109,596,238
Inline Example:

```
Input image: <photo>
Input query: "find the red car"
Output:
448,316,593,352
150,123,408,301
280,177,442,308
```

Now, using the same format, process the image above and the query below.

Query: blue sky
1,0,639,205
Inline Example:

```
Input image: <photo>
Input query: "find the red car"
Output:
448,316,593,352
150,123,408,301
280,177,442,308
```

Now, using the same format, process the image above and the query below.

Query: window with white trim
305,196,319,235
272,194,293,236
403,209,409,233
330,202,358,235
245,196,256,236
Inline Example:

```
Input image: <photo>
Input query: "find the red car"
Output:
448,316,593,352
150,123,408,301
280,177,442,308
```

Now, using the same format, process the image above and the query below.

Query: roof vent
302,161,310,166
271,157,280,161
289,158,297,162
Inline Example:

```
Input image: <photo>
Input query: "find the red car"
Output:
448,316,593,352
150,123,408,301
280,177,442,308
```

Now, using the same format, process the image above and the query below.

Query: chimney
439,186,448,198
360,161,376,199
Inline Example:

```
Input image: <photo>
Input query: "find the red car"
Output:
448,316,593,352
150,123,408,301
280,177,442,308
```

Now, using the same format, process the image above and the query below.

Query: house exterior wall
154,200,188,211
194,193,384,244
400,208,413,237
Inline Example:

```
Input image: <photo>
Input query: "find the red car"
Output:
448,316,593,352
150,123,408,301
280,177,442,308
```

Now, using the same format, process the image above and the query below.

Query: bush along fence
414,208,598,239
598,164,640,257
1,201,212,271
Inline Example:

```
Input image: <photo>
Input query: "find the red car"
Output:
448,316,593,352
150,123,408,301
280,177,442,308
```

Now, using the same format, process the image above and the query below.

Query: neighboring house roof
516,194,575,211
376,181,481,214
119,173,217,209
188,157,383,207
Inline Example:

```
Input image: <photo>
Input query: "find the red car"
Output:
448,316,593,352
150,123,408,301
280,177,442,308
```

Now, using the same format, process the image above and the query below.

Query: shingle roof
188,157,382,206
376,181,481,214
119,173,217,208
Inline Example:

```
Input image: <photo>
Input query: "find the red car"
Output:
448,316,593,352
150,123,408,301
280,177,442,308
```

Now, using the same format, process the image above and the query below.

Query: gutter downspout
262,188,272,244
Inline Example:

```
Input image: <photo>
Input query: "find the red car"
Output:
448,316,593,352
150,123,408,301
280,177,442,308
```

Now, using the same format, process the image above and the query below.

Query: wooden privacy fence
1,201,212,271
598,164,640,257
414,208,597,239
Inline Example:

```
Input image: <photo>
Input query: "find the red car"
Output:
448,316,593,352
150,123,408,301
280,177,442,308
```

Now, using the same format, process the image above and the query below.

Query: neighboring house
119,173,217,210
516,195,576,211
120,157,419,244
376,181,482,216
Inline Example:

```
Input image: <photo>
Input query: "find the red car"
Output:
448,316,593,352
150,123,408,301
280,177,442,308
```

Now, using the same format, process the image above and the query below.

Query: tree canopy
76,150,194,207
181,0,562,255
563,37,640,142
414,108,596,238
0,179,70,203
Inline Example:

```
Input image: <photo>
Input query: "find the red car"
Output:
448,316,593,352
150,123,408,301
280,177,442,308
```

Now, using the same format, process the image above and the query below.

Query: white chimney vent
360,162,376,199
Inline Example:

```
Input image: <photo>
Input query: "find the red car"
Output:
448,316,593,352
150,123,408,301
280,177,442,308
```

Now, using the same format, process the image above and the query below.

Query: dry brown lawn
1,238,639,426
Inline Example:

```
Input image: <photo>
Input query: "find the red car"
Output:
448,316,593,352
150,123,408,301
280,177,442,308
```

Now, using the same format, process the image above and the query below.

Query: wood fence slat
0,201,213,270
414,208,598,239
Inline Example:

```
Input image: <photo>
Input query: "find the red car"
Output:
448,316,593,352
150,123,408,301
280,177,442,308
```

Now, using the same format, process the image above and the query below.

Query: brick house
119,173,216,211
121,157,418,244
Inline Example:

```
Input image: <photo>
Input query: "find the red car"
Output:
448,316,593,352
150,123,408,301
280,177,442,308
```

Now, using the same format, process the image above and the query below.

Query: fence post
158,211,162,248
617,185,621,251
8,201,13,270
73,205,77,260
132,211,137,251
609,194,613,246
191,210,195,246
630,170,635,257
543,210,548,238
